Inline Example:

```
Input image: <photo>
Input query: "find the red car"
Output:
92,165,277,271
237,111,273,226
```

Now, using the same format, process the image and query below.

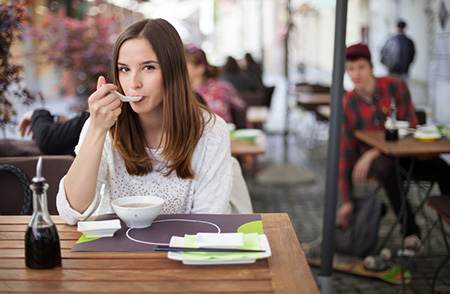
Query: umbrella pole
317,0,348,293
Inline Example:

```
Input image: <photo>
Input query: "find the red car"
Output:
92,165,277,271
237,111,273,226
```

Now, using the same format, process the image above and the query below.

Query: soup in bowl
111,196,164,228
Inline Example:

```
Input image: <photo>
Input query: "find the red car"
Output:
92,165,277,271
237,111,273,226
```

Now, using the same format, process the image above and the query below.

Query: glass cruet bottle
24,157,61,269
385,97,399,141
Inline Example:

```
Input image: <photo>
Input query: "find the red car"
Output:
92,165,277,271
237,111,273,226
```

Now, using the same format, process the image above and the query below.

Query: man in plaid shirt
337,43,450,256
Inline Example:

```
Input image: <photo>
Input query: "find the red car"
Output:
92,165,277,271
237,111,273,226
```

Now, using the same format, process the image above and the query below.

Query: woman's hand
63,76,121,214
337,201,354,230
87,76,122,132
352,148,379,184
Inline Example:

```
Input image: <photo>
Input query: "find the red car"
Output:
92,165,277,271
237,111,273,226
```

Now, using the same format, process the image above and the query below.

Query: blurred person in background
338,43,450,257
380,20,415,82
185,46,246,124
220,56,258,93
18,109,89,156
243,53,264,90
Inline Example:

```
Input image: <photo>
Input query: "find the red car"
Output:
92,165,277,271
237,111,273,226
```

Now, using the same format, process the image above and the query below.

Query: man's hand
352,148,380,184
18,110,34,137
337,201,354,230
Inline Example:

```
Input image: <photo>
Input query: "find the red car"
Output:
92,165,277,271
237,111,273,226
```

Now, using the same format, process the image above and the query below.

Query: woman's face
117,37,163,116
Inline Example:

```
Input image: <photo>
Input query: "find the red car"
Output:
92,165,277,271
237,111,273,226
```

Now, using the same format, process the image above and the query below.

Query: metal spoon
111,90,142,102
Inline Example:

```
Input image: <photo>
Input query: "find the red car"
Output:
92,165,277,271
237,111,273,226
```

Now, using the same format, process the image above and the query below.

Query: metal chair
427,196,450,294
0,155,74,215
0,164,32,215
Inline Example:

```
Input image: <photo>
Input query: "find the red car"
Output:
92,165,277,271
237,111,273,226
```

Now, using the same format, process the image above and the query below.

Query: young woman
57,19,232,225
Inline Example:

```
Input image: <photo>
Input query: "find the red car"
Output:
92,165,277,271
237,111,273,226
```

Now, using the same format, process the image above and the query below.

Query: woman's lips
132,96,144,103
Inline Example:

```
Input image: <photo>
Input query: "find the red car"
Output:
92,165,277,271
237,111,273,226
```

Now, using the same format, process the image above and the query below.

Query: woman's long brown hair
109,19,212,179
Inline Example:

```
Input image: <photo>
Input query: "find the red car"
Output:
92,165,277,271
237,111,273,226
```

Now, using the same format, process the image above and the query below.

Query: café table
316,105,330,121
246,106,269,129
0,213,318,294
354,130,450,158
296,93,330,113
354,130,450,266
230,135,266,157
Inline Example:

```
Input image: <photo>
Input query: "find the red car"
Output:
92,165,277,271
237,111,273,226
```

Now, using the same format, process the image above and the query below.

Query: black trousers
368,154,450,237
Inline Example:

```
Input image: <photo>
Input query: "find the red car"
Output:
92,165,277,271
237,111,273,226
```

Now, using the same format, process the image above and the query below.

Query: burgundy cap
346,43,371,61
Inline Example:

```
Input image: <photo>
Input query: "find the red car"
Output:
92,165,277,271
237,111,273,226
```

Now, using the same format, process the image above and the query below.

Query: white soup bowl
111,196,164,228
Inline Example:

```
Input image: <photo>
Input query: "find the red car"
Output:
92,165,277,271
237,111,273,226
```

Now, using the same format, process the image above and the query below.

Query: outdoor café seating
0,140,74,215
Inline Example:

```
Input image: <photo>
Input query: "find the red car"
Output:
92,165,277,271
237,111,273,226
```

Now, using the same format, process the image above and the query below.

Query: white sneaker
397,234,422,257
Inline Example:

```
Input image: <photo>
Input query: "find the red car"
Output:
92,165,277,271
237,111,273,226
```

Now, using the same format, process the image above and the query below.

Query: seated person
338,43,450,256
57,19,233,225
19,109,89,156
243,53,264,90
185,46,246,124
220,56,259,92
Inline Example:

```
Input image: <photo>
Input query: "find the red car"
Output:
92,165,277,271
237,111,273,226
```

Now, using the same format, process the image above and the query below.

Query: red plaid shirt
339,76,418,202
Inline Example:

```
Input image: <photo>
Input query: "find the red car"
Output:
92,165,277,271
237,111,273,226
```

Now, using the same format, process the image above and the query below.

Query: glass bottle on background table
25,157,61,269
385,97,399,141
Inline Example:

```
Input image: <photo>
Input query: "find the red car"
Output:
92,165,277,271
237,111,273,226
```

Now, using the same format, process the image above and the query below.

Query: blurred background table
246,106,269,129
230,136,266,157
296,93,330,113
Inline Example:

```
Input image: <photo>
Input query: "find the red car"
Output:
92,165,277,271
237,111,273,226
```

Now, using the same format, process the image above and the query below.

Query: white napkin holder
77,219,121,238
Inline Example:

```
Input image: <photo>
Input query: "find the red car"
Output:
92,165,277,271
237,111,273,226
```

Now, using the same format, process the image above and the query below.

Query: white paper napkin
194,232,244,249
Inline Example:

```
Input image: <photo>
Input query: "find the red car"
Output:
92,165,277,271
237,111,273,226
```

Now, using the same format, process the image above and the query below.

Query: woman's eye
118,67,129,73
144,65,155,71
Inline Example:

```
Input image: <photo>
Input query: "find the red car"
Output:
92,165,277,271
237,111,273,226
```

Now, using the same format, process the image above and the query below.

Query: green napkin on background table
182,233,263,261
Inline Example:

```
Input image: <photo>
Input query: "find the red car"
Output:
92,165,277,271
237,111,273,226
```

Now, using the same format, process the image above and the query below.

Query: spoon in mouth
111,90,142,102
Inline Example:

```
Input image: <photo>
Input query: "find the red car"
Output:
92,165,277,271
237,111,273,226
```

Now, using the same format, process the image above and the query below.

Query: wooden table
296,93,330,112
230,137,266,157
354,130,450,157
0,214,318,294
247,106,269,127
316,105,330,120
355,130,450,256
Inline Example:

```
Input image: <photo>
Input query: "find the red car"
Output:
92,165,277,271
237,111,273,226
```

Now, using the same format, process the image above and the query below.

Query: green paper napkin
182,233,263,261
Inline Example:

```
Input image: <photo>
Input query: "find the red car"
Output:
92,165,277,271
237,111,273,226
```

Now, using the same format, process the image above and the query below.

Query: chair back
263,86,275,107
0,155,74,215
415,110,427,125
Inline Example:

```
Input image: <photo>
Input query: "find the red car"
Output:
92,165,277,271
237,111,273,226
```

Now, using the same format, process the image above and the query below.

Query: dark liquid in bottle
385,128,399,141
25,224,61,269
